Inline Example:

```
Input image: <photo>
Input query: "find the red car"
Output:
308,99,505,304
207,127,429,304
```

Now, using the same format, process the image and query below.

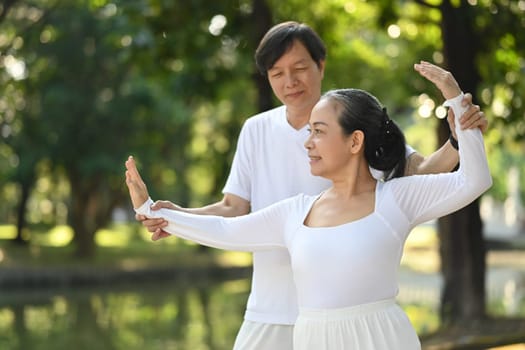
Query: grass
0,223,252,269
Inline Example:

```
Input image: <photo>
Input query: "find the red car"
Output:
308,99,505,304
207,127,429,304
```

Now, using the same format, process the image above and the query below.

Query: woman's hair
322,88,406,180
255,21,326,75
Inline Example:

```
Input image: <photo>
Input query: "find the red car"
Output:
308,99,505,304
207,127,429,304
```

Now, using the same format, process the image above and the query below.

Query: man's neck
286,106,312,130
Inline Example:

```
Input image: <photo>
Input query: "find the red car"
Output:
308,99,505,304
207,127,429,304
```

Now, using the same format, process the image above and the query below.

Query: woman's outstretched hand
125,156,150,209
414,61,462,100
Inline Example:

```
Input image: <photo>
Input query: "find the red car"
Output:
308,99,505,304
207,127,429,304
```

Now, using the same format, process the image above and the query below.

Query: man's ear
318,59,326,78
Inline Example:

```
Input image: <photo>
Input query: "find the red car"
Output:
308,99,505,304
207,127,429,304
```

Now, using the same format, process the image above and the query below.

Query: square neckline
300,181,381,230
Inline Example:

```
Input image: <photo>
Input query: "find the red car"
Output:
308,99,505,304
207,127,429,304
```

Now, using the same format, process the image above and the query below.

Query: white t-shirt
136,94,491,313
223,105,331,324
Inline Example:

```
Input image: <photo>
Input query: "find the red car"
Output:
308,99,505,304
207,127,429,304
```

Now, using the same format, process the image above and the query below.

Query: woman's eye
307,128,322,135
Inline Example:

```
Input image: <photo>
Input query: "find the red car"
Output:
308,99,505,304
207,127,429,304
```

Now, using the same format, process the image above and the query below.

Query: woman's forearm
135,198,285,251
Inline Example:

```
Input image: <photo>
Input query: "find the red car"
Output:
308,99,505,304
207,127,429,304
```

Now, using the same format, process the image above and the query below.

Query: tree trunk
14,179,32,245
438,201,486,324
68,175,113,259
13,157,37,246
70,190,98,259
0,0,18,23
250,0,274,113
438,0,486,324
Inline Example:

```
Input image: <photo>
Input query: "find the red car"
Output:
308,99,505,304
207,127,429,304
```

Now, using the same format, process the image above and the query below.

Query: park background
0,0,524,349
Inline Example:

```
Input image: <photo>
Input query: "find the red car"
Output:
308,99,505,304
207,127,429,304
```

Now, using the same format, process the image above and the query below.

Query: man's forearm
182,194,250,218
405,140,459,176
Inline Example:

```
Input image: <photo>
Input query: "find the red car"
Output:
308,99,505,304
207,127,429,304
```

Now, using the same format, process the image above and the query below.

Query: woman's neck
328,159,376,199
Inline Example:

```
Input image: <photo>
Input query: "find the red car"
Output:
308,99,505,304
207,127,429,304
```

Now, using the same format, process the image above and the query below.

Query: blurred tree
0,0,18,23
13,1,164,257
1,1,176,256
417,0,524,326
372,0,525,326
0,0,264,256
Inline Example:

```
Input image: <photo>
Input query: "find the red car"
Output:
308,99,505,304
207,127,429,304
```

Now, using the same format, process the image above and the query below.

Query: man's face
267,40,325,115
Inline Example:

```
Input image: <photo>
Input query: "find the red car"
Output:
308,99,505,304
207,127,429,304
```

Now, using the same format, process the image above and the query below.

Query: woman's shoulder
272,193,319,213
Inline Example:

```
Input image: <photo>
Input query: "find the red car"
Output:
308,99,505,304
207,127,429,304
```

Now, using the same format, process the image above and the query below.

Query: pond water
0,276,248,350
0,268,524,350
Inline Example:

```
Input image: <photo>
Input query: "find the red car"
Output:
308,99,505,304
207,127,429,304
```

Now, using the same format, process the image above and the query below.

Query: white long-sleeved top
135,93,492,310
221,104,416,324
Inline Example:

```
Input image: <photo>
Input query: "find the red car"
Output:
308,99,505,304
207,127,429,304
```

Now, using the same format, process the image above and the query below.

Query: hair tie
375,146,384,158
382,107,392,135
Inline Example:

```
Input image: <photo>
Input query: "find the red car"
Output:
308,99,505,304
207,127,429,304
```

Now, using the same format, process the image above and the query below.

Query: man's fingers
479,117,489,133
460,109,483,130
461,93,473,106
152,230,170,241
151,200,177,210
142,218,168,232
151,231,162,241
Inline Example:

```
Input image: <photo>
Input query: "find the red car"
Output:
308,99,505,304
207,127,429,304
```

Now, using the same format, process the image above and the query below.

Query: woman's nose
304,134,313,149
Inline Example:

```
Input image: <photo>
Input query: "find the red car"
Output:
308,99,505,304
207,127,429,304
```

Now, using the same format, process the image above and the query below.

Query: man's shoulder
244,105,286,127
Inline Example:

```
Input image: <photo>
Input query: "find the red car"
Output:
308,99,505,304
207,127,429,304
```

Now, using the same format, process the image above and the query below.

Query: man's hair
254,21,326,75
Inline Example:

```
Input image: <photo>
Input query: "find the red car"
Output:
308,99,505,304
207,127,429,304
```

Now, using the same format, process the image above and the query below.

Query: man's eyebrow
270,59,309,71
311,121,328,127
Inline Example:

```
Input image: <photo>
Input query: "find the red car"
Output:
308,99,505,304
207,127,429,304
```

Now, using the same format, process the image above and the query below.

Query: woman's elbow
472,173,492,197
481,174,493,193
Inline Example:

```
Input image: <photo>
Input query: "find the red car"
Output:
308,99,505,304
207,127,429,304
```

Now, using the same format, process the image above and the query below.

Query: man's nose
285,72,298,87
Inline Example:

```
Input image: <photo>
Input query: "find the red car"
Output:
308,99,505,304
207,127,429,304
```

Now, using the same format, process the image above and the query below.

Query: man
138,22,487,350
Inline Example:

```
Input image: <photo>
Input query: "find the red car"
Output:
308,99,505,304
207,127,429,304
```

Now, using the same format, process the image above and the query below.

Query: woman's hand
414,61,462,100
125,156,150,209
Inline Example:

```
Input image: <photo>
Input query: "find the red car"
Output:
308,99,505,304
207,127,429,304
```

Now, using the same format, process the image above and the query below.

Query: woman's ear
349,130,365,154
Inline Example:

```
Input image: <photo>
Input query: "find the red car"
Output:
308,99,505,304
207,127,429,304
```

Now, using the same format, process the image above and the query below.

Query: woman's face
304,98,354,178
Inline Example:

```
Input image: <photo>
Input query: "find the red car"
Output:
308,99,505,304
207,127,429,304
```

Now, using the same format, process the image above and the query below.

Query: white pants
294,299,421,350
233,320,294,350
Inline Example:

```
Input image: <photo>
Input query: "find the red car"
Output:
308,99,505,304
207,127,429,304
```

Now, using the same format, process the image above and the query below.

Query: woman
125,61,492,349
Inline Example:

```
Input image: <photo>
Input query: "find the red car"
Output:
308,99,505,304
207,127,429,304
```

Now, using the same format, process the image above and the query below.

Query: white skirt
294,299,421,350
233,319,294,350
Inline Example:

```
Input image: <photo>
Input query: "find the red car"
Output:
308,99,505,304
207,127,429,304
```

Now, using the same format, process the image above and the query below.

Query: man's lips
286,90,304,99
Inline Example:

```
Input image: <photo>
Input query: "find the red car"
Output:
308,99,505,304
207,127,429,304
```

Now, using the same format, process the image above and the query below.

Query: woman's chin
309,168,322,177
